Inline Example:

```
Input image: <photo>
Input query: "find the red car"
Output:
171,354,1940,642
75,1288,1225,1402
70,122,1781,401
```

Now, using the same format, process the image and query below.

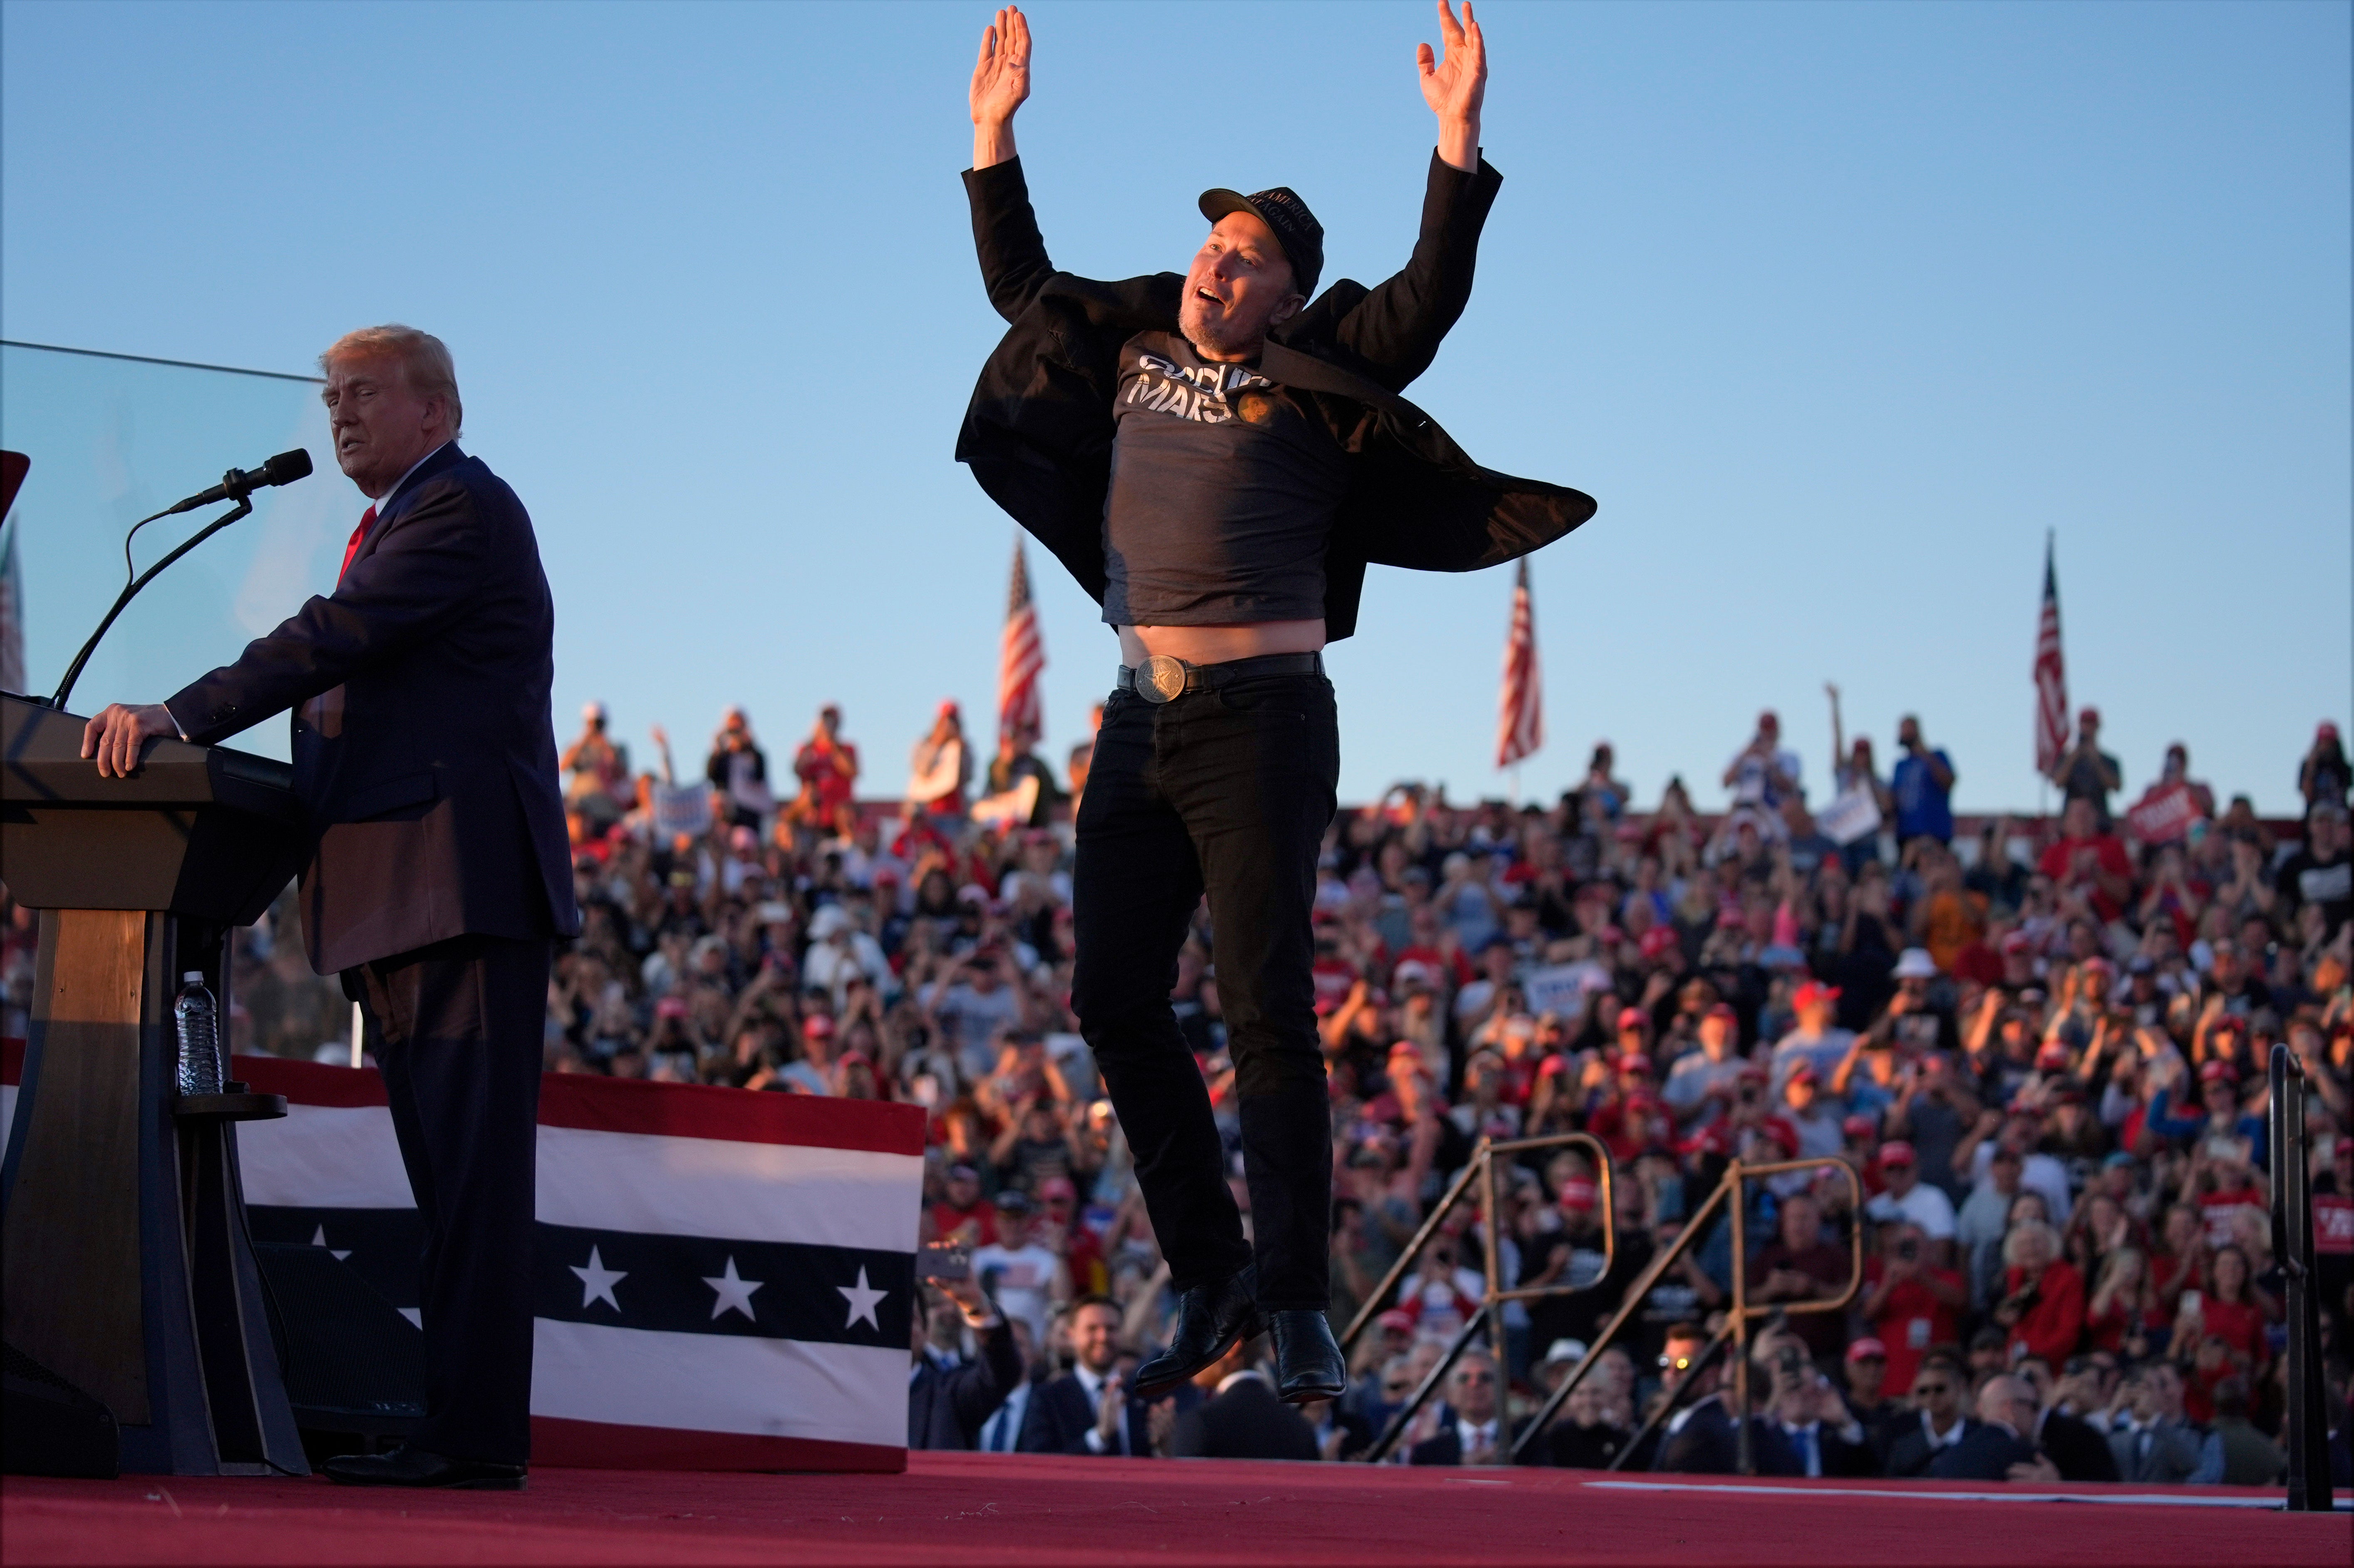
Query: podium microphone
151,448,314,518
49,448,315,712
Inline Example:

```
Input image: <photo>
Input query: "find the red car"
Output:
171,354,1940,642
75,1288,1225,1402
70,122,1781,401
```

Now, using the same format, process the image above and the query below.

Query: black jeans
358,933,551,1466
1071,670,1339,1310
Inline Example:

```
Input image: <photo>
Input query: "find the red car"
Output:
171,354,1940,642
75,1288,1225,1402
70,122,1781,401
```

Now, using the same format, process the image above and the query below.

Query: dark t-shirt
1101,331,1351,626
2275,847,2352,936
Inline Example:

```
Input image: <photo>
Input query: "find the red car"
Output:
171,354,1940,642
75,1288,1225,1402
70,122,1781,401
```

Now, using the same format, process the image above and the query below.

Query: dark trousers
1070,671,1339,1310
356,933,550,1465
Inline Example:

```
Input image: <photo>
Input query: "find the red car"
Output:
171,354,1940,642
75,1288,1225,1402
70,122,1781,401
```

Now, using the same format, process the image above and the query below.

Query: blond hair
320,325,462,436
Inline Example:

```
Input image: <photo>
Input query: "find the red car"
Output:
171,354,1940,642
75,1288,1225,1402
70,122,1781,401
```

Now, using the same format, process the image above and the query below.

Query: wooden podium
0,690,310,1474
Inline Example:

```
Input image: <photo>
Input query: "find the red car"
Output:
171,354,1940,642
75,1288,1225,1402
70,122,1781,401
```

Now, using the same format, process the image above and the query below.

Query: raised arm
1310,2,1493,390
964,7,1057,322
1419,0,1486,175
970,7,1029,171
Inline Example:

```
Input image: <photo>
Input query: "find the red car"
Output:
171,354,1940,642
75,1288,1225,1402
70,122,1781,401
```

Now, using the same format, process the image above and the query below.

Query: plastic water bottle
174,972,222,1098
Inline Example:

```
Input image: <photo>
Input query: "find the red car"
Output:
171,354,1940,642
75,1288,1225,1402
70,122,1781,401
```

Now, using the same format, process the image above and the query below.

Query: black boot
1267,1309,1345,1404
1131,1266,1261,1398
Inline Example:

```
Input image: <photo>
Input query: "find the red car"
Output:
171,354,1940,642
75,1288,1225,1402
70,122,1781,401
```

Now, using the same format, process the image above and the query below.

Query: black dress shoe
322,1446,527,1490
1268,1309,1346,1404
1132,1265,1261,1398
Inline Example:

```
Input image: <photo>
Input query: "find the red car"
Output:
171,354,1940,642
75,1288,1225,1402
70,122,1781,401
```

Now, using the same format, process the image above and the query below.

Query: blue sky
3,0,2346,814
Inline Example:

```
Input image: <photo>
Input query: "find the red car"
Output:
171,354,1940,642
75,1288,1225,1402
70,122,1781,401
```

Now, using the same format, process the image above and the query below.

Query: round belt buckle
1139,654,1188,703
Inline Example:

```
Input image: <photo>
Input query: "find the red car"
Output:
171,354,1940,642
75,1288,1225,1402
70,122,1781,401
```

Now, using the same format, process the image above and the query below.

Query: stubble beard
1179,293,1260,360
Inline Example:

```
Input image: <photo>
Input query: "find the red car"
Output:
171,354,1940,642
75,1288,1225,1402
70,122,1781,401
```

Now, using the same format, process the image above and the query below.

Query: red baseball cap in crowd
803,1012,836,1038
1792,980,1841,1010
1640,926,1679,962
1846,1337,1889,1364
1558,1177,1599,1211
2198,1059,2237,1085
1617,1006,1650,1033
1841,1114,1877,1141
1037,1176,1077,1203
1679,1124,1734,1159
1617,1052,1653,1076
1705,1002,1739,1025
2079,706,2101,726
1785,1059,1819,1086
2081,956,2115,978
2321,721,2342,742
1377,1308,1415,1335
2001,930,2035,957
1878,1141,1917,1168
1763,1119,1801,1157
2035,1041,2070,1070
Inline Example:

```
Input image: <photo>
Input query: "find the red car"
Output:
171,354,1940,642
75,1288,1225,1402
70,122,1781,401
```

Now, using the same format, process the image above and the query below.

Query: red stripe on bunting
530,1416,906,1474
536,1070,924,1155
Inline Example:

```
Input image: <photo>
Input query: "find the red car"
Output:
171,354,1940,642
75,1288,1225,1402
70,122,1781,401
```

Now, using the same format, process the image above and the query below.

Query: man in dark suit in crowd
2015,1355,2118,1482
1019,1295,1166,1455
2106,1361,2205,1484
1173,1335,1319,1461
1410,1350,1510,1466
1882,1353,1977,1477
84,324,577,1490
1654,1322,1741,1473
908,1278,1024,1450
1929,1375,2044,1480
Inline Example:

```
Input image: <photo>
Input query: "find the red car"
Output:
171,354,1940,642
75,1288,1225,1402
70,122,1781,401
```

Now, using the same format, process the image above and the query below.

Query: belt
1115,650,1323,704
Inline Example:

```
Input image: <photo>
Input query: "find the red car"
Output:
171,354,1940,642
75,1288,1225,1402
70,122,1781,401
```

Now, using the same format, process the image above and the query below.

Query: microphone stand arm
49,496,253,712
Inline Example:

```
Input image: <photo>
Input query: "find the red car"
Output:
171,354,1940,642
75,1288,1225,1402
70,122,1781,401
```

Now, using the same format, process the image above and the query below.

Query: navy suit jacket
908,1317,1024,1451
167,444,578,972
1017,1370,1196,1456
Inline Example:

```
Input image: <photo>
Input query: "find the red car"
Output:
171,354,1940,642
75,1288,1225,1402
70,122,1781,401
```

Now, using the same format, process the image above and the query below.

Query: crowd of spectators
16,695,2344,1484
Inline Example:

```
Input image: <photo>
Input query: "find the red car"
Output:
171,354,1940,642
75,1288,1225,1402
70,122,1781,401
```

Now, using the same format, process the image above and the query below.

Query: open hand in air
1418,2,1487,126
971,7,1031,127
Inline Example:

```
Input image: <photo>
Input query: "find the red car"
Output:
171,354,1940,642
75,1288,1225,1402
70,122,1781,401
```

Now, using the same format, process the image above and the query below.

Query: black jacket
957,155,1596,643
1927,1422,2040,1481
908,1316,1024,1451
1883,1415,1981,1479
168,444,578,973
2036,1409,2121,1484
1173,1374,1320,1461
1017,1369,1156,1456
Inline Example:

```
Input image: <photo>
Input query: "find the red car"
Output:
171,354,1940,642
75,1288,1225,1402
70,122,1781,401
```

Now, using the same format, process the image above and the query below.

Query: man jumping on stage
958,2,1594,1401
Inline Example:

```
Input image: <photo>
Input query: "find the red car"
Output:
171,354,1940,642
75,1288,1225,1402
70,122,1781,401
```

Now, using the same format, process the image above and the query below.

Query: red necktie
339,505,377,582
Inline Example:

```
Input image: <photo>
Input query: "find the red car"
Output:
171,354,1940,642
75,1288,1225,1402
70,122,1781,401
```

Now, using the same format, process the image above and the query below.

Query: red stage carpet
5,1454,2344,1566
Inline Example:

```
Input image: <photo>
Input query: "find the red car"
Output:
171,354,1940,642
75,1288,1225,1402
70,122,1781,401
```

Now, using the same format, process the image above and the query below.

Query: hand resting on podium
82,702,181,779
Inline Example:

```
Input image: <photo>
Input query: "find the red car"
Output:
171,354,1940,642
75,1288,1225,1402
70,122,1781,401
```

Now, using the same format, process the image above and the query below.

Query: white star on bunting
309,1225,352,1261
703,1255,764,1322
569,1245,627,1312
837,1266,887,1332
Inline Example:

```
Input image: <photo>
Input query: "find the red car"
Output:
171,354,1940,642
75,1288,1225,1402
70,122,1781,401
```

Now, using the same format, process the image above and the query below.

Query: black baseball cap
1198,185,1323,300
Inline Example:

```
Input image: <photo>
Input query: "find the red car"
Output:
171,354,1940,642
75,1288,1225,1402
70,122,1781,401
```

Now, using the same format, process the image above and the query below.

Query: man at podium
82,324,579,1491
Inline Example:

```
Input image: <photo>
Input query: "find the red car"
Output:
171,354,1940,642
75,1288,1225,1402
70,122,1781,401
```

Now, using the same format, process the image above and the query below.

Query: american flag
998,537,1044,751
0,451,27,697
1496,558,1542,769
2033,532,2068,776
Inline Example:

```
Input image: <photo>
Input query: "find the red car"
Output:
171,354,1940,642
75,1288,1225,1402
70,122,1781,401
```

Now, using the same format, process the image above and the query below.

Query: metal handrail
1338,1131,1614,1357
2269,1043,2333,1512
1344,1131,1615,1463
1506,1153,1864,1471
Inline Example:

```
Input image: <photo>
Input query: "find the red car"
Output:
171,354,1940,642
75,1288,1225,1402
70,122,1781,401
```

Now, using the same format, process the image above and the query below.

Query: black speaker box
3,1340,119,1478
